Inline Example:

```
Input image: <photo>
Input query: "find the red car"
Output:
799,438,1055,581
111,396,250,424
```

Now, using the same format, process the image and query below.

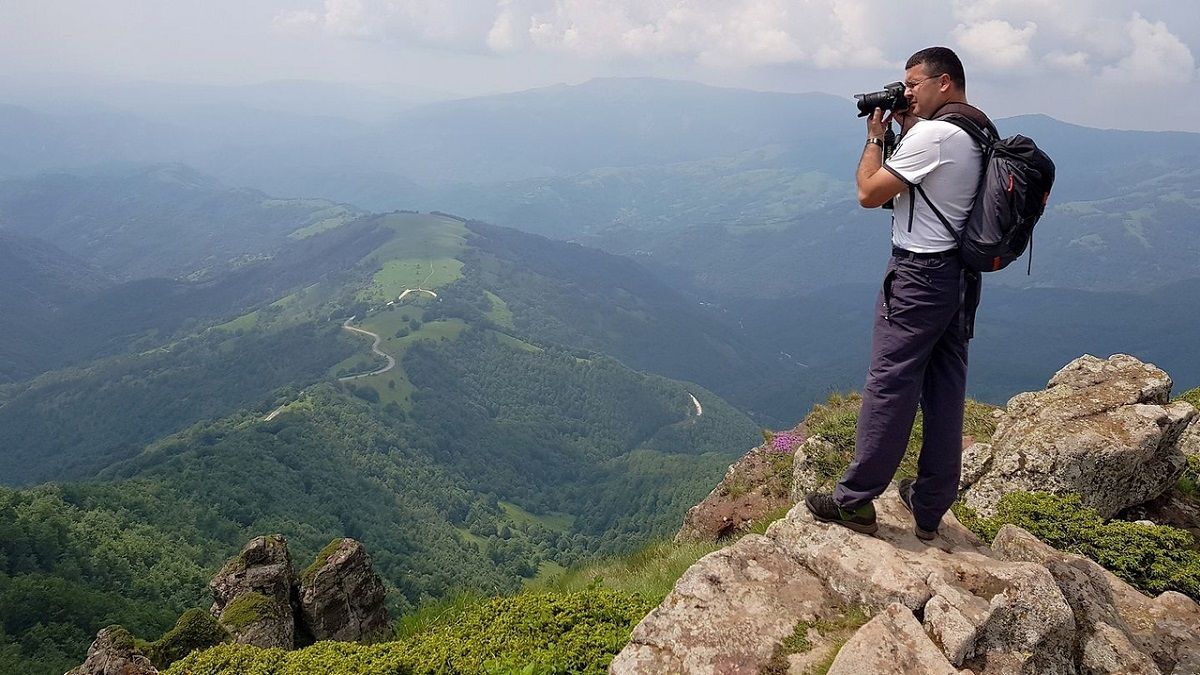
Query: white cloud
1101,12,1196,84
272,1,1196,84
952,19,1037,70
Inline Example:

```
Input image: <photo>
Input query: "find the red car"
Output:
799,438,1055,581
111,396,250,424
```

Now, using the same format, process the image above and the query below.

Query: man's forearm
856,142,883,192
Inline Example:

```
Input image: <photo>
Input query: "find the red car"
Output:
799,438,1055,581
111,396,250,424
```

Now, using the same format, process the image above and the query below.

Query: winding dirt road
337,316,396,381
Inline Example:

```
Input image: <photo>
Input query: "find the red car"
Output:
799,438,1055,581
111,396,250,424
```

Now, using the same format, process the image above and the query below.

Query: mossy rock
300,538,345,586
102,624,138,652
220,592,281,632
144,608,232,669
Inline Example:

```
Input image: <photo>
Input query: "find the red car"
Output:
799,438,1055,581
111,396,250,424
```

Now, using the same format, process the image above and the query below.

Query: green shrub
954,492,1200,601
143,608,232,669
167,588,654,674
1178,456,1200,498
1175,387,1200,410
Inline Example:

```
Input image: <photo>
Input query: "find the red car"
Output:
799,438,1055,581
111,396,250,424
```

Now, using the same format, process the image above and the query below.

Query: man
804,47,989,541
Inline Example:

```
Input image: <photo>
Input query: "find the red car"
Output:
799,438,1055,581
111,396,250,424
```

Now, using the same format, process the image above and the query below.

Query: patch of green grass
335,311,467,409
484,291,515,329
300,539,344,586
286,206,361,240
1176,387,1200,410
761,606,870,675
354,213,470,305
212,311,259,332
498,501,575,532
534,539,723,604
954,492,1200,601
490,330,542,353
799,393,1000,487
139,608,232,669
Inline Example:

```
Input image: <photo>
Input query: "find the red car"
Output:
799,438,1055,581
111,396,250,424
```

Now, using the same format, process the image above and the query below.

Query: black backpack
914,108,1056,273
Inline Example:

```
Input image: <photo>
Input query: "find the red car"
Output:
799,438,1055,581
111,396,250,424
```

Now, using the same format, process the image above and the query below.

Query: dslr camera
854,82,908,118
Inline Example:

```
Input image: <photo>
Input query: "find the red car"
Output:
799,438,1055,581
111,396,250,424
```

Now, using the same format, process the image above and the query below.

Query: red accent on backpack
991,256,1002,271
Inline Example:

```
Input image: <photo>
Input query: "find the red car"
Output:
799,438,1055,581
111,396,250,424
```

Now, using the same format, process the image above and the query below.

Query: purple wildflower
768,431,804,454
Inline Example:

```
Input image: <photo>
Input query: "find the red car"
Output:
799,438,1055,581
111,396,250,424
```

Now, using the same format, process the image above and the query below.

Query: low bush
138,608,232,669
165,588,653,674
954,492,1200,601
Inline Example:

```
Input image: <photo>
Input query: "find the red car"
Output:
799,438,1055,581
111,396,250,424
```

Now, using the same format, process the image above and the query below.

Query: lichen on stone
300,538,344,586
220,592,279,631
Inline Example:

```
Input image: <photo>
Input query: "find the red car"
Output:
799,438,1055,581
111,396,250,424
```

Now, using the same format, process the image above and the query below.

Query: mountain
0,164,367,280
0,231,113,381
0,203,768,673
6,78,1199,294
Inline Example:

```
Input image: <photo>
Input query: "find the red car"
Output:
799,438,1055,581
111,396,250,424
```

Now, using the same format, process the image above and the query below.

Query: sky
2,0,1198,131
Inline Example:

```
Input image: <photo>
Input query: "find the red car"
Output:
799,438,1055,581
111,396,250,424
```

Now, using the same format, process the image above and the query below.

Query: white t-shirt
884,120,983,253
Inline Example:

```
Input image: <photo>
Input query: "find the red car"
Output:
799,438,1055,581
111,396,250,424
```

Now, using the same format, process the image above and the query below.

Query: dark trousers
833,254,969,531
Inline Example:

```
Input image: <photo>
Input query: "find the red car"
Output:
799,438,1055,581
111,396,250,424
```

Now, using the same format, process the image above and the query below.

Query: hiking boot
897,478,938,541
804,492,878,535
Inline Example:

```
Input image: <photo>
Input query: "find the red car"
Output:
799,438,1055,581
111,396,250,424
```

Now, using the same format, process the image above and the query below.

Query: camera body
855,82,908,118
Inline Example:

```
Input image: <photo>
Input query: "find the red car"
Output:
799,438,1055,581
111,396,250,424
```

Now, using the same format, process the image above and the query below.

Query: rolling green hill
0,207,766,673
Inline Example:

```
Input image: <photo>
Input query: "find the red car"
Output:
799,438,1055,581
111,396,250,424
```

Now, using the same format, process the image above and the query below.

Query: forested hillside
0,204,764,673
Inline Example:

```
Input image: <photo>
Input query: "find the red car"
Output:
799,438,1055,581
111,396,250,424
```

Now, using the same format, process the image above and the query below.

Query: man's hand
867,108,891,140
857,108,907,208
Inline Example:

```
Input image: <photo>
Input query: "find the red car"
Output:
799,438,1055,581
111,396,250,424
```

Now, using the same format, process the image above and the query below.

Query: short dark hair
906,47,966,90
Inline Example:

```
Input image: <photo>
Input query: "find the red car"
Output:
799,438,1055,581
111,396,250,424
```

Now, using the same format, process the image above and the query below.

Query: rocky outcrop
615,354,1200,675
611,534,839,673
615,485,1200,674
992,525,1200,674
962,354,1196,518
299,538,389,642
676,438,799,543
206,535,388,650
66,627,158,675
209,534,298,649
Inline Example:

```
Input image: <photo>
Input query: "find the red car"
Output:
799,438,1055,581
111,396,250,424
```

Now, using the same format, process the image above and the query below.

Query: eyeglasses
904,75,941,91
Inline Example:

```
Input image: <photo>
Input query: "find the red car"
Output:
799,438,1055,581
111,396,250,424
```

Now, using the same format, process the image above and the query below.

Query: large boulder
962,354,1195,518
768,487,1078,674
993,524,1200,674
209,534,298,649
298,538,390,642
66,626,158,675
825,603,959,675
610,534,840,674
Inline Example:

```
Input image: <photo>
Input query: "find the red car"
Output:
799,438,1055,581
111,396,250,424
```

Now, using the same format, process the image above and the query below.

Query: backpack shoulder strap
931,102,999,148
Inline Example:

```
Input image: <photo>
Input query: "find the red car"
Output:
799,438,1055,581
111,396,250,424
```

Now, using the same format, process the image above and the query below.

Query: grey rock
790,435,836,503
767,487,1076,674
610,534,839,674
209,534,297,649
825,603,959,675
959,442,993,489
65,627,158,675
299,538,389,642
965,354,1195,518
993,524,1200,674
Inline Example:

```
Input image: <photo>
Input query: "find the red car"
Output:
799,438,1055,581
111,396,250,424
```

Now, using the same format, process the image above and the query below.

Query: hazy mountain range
2,76,1199,671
